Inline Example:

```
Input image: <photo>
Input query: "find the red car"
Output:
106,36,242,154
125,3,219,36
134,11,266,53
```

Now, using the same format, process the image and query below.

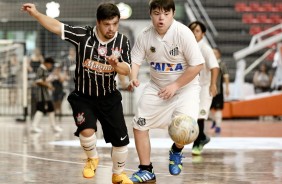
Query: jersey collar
93,26,117,45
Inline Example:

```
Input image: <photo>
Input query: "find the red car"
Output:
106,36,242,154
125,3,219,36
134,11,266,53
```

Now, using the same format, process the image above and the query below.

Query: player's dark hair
96,3,120,21
188,21,207,33
44,57,55,64
213,47,222,57
149,0,175,14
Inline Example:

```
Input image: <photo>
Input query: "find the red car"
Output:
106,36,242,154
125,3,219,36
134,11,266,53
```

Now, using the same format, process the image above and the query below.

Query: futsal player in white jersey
128,0,204,183
188,21,219,155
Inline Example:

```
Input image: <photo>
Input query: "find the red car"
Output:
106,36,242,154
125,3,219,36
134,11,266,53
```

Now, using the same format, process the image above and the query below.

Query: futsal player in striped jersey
22,3,133,184
128,0,204,182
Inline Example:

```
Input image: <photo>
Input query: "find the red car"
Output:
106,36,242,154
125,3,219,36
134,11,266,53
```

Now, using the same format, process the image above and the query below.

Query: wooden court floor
0,116,282,184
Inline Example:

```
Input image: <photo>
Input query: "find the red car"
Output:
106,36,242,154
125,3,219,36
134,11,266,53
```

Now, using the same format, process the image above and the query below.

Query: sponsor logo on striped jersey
83,59,114,73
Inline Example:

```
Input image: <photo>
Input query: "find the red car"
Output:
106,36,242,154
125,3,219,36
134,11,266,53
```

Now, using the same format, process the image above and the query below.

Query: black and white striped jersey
62,24,131,97
35,64,52,102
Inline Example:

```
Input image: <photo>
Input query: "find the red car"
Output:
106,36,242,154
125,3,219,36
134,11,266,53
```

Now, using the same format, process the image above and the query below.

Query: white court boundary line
1,137,281,176
0,150,278,175
49,137,282,150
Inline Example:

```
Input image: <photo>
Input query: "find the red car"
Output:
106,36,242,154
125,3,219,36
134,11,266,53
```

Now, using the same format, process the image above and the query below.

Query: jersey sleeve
181,28,204,66
131,32,146,66
221,62,229,75
35,68,45,83
203,44,219,70
120,35,132,67
61,24,88,46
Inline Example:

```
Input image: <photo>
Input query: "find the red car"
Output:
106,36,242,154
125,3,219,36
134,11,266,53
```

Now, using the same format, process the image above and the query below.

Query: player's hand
105,55,119,67
225,87,230,97
158,83,178,100
127,79,140,92
209,84,217,97
21,3,38,16
47,83,54,91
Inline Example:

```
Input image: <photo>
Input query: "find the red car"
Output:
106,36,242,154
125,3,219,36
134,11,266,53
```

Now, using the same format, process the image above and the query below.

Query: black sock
193,119,206,146
138,163,153,173
198,119,206,140
171,143,183,153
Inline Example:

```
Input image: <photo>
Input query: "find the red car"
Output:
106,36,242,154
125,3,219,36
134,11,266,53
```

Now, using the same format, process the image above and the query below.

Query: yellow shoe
82,158,99,178
112,172,133,184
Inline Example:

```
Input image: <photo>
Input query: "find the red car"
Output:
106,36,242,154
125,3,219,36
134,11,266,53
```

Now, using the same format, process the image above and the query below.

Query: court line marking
0,150,278,175
1,137,281,176
49,137,282,150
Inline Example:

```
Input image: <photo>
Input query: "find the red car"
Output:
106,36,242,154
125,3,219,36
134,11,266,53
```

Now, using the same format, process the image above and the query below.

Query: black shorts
67,91,129,147
210,93,224,110
36,101,55,114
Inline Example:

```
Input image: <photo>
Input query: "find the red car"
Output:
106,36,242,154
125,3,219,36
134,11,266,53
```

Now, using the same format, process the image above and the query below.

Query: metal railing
185,0,218,48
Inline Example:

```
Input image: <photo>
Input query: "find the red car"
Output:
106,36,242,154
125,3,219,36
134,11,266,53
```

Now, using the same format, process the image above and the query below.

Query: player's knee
112,146,128,153
80,128,95,137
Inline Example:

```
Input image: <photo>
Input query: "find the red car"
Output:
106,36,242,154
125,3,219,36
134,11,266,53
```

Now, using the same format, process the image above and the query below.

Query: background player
22,3,133,184
128,0,204,183
188,21,219,155
30,57,63,133
210,47,230,134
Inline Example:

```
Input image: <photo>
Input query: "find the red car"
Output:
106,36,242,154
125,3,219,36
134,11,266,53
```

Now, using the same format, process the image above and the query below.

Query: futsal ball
168,115,199,146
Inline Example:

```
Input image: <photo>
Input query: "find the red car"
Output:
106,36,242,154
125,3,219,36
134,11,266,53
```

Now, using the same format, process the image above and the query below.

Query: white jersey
131,20,204,88
272,49,282,88
198,39,219,86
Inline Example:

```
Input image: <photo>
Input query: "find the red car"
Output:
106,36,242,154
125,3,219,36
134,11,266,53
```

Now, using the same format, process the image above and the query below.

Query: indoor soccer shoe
52,125,63,132
30,127,42,133
112,172,133,184
82,158,99,178
191,146,202,155
169,150,184,175
215,127,221,134
130,169,156,183
192,136,210,155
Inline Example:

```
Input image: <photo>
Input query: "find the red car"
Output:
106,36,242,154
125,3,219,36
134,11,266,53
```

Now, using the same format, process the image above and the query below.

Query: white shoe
52,125,63,132
31,127,42,133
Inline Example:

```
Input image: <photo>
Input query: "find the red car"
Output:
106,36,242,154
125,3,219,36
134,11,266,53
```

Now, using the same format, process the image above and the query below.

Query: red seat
242,13,258,24
249,2,265,12
266,51,275,61
249,25,262,35
276,2,282,12
235,2,251,12
269,14,282,24
256,14,273,24
262,2,278,12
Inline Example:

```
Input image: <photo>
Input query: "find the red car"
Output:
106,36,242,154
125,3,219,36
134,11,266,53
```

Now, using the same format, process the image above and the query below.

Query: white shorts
133,82,200,131
198,85,213,120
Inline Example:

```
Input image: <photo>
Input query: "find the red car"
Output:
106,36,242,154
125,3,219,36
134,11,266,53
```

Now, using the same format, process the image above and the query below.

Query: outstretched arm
128,63,141,91
21,3,62,36
210,67,219,97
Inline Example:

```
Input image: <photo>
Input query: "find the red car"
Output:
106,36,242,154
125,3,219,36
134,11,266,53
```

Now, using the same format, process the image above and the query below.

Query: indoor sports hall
0,0,281,184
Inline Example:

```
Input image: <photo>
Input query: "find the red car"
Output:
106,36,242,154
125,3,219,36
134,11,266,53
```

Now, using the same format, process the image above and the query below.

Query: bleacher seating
235,1,282,12
243,13,282,24
236,1,282,36
235,2,251,12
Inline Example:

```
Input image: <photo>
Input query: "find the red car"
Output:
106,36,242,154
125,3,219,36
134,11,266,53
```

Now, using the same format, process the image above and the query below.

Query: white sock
79,133,98,158
112,146,128,174
32,111,43,128
48,112,56,127
215,110,222,127
208,111,215,121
